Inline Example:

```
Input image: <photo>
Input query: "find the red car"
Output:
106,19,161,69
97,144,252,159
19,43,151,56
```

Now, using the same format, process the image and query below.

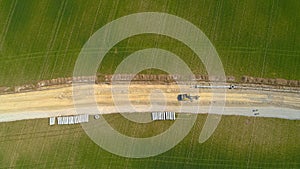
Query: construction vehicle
177,94,199,102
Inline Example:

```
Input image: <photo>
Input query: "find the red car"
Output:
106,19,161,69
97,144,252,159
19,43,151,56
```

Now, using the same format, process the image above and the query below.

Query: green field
0,114,299,168
1,0,300,168
0,0,299,86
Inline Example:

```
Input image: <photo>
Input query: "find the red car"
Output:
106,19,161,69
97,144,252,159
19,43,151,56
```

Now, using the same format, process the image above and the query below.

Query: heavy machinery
177,94,199,102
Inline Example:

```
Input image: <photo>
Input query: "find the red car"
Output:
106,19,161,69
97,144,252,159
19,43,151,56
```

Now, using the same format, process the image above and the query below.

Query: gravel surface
0,84,299,122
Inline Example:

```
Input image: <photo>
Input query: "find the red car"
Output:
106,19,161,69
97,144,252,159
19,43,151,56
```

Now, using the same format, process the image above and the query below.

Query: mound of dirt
0,74,299,94
241,76,299,87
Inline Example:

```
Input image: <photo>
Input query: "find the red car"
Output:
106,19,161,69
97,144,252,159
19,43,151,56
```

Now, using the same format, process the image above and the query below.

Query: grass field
0,114,299,168
0,0,299,86
0,0,300,168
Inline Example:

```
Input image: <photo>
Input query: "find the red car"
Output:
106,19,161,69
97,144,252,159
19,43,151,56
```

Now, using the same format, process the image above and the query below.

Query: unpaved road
0,84,299,122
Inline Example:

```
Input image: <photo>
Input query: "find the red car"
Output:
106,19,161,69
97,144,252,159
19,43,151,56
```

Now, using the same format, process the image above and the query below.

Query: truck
177,94,199,102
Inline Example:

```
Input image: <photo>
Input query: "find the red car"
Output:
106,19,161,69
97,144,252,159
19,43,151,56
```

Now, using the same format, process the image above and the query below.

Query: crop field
0,0,300,168
0,0,299,86
0,114,299,168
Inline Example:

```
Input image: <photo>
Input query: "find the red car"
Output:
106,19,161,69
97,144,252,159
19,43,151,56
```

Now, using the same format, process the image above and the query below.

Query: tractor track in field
2,45,300,62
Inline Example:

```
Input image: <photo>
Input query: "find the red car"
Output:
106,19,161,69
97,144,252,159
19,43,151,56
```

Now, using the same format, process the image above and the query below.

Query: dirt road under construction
0,84,299,122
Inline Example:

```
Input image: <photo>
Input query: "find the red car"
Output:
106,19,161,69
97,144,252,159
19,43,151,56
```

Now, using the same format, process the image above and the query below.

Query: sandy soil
0,84,299,122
